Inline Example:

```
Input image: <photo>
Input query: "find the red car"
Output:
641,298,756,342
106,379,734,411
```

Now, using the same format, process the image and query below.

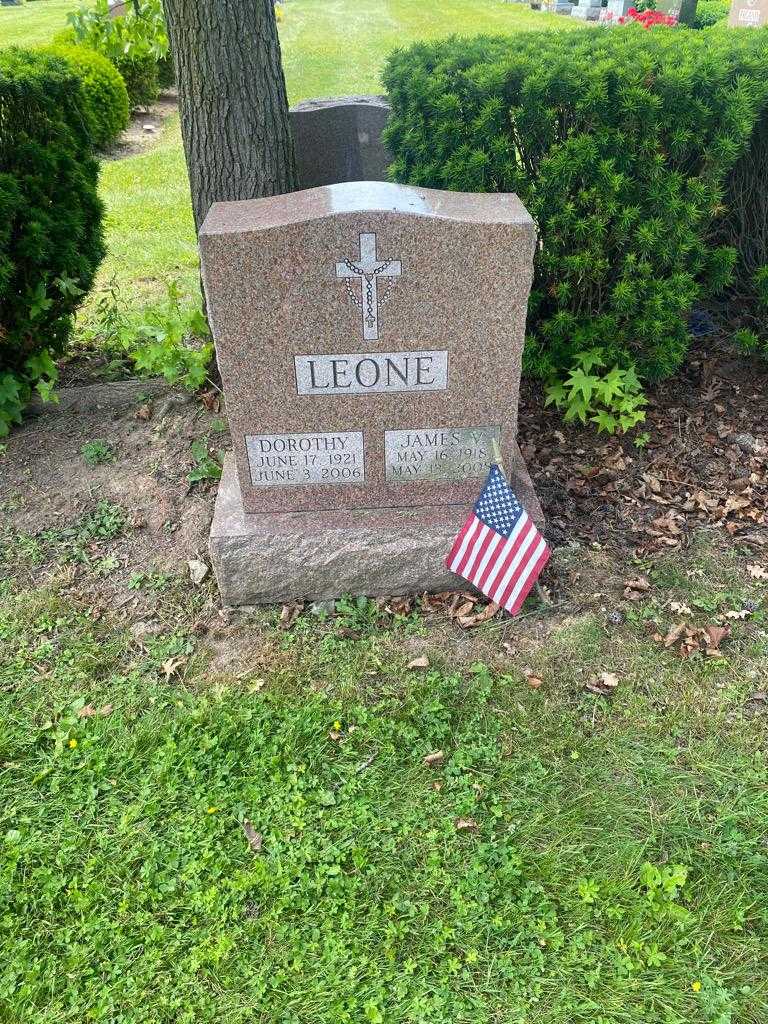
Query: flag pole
491,437,506,478
491,436,551,608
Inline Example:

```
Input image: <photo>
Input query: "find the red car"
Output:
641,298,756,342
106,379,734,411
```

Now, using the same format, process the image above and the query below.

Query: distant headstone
200,181,542,605
290,96,392,190
601,0,633,19
729,0,768,25
656,0,698,22
571,0,602,19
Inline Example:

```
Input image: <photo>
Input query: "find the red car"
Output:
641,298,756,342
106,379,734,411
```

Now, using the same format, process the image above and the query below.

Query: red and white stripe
446,510,550,615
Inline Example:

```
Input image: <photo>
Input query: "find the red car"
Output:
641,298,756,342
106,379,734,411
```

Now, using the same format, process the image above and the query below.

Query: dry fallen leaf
77,704,97,718
624,576,651,601
162,655,188,681
453,599,476,619
328,730,343,742
278,603,303,630
455,817,479,832
241,819,263,854
724,609,751,620
586,671,619,696
407,655,430,670
457,601,500,629
523,667,544,689
747,563,768,581
670,601,692,616
99,704,113,717
421,590,466,614
679,629,701,658
663,622,687,648
423,750,445,767
384,596,414,616
703,624,730,652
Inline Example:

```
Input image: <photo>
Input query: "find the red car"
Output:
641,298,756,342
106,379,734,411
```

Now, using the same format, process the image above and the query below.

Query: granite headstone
656,0,698,22
200,181,542,604
290,96,392,190
729,0,768,25
571,0,603,20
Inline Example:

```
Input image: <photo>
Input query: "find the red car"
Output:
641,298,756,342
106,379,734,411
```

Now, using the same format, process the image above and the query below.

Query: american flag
446,465,550,616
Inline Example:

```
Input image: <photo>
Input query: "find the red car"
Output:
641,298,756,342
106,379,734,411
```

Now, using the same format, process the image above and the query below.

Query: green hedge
54,26,159,110
0,48,104,434
693,0,730,27
46,43,129,149
383,27,768,381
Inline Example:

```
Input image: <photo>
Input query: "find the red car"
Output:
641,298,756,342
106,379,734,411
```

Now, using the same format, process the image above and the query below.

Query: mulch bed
519,336,768,558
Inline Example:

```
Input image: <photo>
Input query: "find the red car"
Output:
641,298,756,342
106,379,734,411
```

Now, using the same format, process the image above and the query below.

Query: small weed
80,439,114,466
128,570,172,591
42,501,126,564
83,279,213,392
545,348,647,435
187,438,223,483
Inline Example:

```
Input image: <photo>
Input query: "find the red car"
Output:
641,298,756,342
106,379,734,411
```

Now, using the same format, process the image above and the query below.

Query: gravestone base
210,452,543,606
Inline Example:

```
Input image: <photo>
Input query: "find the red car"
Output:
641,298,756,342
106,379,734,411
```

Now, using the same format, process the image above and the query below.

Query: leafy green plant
80,439,114,466
383,28,768,382
83,279,213,391
545,349,647,434
187,439,223,483
129,285,212,389
64,0,170,108
45,43,129,148
0,351,59,439
0,48,103,437
732,266,768,359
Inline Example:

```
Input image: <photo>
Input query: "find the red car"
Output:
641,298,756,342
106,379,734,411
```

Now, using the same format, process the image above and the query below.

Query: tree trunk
163,0,297,234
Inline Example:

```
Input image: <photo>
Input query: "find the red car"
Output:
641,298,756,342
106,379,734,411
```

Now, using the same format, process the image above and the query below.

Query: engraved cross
335,232,401,342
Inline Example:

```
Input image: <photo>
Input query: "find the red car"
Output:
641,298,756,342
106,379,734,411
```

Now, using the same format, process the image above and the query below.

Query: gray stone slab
210,451,544,606
289,95,392,190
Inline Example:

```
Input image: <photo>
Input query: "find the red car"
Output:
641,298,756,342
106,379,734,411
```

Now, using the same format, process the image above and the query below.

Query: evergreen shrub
46,44,130,148
0,48,104,435
693,0,729,27
383,27,768,381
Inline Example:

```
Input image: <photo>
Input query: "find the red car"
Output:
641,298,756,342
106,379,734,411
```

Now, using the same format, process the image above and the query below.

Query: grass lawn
0,0,78,46
1,521,767,1022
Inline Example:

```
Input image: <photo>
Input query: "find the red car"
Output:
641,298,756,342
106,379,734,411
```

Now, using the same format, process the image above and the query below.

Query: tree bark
163,0,297,234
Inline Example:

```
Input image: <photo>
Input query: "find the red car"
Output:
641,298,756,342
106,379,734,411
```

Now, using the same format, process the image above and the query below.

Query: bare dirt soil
102,91,179,161
1,378,226,575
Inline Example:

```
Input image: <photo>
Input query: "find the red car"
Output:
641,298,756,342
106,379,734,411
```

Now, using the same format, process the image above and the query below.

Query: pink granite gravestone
200,181,542,605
